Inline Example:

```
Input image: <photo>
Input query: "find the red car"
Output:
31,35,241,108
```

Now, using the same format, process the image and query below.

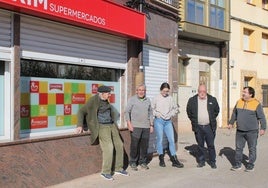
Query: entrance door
0,63,4,136
199,71,210,93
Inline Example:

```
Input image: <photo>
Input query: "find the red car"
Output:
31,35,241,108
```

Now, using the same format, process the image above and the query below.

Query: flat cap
97,85,111,93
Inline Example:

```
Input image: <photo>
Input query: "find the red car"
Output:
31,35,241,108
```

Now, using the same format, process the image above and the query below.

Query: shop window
186,0,205,25
20,59,121,138
243,28,255,52
21,59,120,81
209,0,226,30
262,85,268,107
262,33,268,54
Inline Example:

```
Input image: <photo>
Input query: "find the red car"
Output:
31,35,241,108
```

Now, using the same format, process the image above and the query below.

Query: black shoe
197,162,205,168
210,163,217,169
171,155,184,168
159,154,166,167
230,164,242,171
130,163,138,171
245,164,254,172
140,163,149,170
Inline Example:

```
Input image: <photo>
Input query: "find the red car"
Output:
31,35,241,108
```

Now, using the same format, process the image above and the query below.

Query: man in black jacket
186,84,220,169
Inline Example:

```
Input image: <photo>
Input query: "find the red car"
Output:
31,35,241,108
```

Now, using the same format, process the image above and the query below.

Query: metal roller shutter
0,10,11,61
143,44,169,100
20,15,127,69
143,44,169,154
0,10,11,48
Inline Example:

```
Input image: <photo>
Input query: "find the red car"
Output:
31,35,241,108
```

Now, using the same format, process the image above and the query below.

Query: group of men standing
76,83,266,180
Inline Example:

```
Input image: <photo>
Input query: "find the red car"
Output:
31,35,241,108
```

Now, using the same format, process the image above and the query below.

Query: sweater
229,98,267,131
125,95,153,128
151,94,179,120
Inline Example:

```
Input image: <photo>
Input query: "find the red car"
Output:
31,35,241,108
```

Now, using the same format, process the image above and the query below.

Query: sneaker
140,163,149,170
130,163,138,171
245,164,254,172
197,162,205,168
230,165,242,171
100,173,114,180
114,170,129,176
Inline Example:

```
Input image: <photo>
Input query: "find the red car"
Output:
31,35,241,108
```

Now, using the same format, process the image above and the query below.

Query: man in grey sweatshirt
228,86,266,172
125,84,154,171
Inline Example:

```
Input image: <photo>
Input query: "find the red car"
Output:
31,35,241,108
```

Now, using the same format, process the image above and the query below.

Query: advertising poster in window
20,77,120,134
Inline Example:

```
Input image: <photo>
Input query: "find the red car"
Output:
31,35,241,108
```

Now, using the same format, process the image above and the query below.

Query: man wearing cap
76,85,128,180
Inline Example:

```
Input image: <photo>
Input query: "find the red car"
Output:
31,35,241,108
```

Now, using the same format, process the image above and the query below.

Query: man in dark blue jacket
186,84,220,169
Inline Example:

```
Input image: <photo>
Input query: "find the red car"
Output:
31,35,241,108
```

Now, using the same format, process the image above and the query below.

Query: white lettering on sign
49,3,106,26
12,0,48,10
10,0,106,26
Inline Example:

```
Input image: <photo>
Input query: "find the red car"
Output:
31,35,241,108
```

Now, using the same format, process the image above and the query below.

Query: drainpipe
227,41,230,124
135,0,144,86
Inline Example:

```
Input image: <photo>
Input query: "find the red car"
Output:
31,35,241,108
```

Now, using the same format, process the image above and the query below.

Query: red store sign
0,0,145,39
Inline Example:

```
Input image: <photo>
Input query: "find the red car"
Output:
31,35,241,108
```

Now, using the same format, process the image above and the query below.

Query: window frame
262,85,268,107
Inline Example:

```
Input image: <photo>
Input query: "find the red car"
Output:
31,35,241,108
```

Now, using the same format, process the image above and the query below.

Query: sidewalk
48,129,268,188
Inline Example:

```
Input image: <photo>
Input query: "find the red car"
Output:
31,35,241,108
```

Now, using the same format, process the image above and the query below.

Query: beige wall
229,0,268,114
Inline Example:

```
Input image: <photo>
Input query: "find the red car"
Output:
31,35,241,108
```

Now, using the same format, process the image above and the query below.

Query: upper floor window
160,0,179,7
209,0,225,30
186,0,205,25
243,28,254,52
262,33,268,54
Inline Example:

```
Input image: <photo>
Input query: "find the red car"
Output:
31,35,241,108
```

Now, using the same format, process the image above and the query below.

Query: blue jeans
195,124,216,163
235,129,258,166
154,118,176,156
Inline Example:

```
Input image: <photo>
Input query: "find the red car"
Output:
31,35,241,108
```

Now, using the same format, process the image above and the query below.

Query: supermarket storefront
0,0,145,140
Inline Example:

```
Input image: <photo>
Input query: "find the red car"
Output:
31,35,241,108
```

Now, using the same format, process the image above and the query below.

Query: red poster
30,117,48,129
30,81,39,93
20,105,30,117
72,94,86,104
64,104,72,115
92,84,99,94
49,83,63,91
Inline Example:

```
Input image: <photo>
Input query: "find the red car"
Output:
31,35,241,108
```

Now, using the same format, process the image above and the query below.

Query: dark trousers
129,127,150,165
195,124,216,163
235,129,258,166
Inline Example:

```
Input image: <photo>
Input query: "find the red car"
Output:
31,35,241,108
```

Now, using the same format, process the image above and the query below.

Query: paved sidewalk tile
47,129,268,188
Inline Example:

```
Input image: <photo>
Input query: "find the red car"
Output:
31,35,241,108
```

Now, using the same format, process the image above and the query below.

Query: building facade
229,0,268,119
0,0,145,186
0,0,182,186
177,0,230,129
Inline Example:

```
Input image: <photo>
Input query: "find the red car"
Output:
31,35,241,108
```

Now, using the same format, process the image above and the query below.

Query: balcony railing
159,0,179,8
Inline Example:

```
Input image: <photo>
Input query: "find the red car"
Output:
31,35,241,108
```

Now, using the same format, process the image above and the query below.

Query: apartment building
177,0,230,129
229,0,268,118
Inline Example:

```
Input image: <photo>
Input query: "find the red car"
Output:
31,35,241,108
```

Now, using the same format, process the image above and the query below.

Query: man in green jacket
76,85,128,180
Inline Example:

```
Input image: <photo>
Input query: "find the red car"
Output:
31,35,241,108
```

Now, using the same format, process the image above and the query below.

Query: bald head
198,84,207,100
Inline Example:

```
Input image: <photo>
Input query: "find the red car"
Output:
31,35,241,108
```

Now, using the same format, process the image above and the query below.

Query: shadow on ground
218,147,248,166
